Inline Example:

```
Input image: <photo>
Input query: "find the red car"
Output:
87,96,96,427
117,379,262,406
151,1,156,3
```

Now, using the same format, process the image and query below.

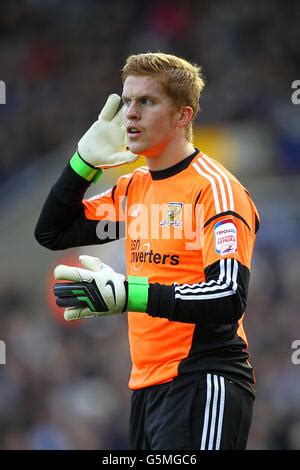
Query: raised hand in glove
77,94,138,169
53,255,127,321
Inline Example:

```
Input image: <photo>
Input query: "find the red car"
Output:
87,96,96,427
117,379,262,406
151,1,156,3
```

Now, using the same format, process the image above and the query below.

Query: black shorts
129,372,254,450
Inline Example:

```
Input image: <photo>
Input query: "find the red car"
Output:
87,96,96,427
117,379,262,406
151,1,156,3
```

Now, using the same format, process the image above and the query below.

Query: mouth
127,126,142,139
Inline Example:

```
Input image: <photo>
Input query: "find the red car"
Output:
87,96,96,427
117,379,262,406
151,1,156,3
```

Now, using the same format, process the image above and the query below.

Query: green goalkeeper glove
53,255,127,321
76,94,138,170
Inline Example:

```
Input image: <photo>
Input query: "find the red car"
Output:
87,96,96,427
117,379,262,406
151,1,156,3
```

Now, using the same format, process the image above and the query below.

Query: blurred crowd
0,289,131,449
1,0,300,450
0,0,299,181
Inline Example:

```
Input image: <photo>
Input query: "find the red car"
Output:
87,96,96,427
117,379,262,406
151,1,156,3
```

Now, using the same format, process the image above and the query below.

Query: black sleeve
146,259,250,324
34,163,123,250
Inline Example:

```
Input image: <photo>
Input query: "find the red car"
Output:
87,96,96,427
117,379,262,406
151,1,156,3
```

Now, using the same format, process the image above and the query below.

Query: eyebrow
122,94,157,101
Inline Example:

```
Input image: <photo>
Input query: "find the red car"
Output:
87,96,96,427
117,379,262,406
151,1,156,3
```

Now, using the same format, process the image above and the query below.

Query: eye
141,97,153,105
123,98,130,106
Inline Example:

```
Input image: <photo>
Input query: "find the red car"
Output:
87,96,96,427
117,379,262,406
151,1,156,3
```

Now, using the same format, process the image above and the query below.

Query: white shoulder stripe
201,153,235,212
192,161,221,214
133,166,149,175
192,153,235,215
197,157,228,212
118,173,133,181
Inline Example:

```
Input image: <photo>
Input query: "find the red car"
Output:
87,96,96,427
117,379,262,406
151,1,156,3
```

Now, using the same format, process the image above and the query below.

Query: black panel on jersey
34,162,123,250
177,322,255,397
147,260,250,324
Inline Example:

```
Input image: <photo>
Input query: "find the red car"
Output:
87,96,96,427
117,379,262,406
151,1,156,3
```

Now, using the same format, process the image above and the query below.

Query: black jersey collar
149,148,199,180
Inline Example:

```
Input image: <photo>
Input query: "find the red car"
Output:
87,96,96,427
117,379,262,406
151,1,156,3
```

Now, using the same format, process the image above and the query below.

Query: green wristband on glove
127,276,149,312
70,151,103,183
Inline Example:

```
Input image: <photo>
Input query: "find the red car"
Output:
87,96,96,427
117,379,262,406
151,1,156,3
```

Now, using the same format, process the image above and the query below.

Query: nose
125,102,140,120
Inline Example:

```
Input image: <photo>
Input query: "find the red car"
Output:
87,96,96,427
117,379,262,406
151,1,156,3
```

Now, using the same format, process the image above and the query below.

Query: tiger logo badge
160,202,183,228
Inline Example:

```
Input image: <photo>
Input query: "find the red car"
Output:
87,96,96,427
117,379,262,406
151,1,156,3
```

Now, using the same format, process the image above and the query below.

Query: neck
145,139,195,171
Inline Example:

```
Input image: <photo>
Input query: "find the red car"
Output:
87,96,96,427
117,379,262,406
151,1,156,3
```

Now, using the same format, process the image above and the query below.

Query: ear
176,106,194,129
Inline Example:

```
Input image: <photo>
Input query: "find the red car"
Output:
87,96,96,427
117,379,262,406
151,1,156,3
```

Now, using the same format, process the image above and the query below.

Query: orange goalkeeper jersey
83,149,260,393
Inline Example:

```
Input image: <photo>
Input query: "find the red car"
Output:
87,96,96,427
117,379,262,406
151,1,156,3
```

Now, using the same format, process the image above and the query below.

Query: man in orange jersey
35,53,260,450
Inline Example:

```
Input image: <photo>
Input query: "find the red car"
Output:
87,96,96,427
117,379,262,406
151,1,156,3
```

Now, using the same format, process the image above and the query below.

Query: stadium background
0,0,299,449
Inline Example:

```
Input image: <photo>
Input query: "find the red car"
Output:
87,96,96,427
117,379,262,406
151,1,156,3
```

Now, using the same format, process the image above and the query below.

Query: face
122,75,181,157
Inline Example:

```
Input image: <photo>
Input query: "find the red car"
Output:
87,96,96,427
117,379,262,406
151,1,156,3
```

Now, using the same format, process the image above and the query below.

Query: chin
129,142,161,158
129,143,148,155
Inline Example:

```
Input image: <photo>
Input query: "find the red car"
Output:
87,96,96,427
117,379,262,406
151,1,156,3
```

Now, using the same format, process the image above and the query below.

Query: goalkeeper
35,53,260,450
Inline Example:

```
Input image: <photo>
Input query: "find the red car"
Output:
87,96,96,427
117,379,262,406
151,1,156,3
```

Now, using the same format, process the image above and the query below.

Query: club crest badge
160,202,183,228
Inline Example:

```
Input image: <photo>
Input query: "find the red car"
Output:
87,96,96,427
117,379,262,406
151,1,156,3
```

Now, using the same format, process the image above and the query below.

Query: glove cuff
127,276,149,312
70,151,103,183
